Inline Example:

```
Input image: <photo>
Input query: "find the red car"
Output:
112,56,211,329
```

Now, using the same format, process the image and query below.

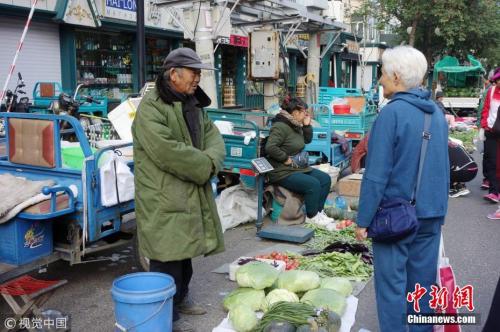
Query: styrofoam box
108,97,141,142
229,257,286,281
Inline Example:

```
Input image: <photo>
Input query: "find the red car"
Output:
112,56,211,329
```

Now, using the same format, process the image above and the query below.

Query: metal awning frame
156,0,348,38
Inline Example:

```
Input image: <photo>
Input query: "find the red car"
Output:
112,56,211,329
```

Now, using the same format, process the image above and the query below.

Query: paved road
353,166,500,331
1,160,498,331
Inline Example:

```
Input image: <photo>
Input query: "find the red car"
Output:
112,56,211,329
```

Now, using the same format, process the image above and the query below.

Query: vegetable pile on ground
255,252,300,270
304,224,370,250
449,128,477,153
224,260,354,332
296,252,373,280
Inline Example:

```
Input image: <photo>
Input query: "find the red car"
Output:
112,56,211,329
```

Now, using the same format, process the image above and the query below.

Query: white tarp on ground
216,184,265,232
212,295,359,332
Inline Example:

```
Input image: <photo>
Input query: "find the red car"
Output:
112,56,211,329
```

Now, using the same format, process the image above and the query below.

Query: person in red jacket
480,68,500,203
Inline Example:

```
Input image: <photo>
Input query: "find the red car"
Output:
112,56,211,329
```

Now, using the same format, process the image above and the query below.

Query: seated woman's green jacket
265,119,313,183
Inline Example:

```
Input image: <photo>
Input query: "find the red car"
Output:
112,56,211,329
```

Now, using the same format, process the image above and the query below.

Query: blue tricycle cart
0,112,134,283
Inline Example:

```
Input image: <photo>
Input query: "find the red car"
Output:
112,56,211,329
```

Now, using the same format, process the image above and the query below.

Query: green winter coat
265,115,313,183
132,87,226,262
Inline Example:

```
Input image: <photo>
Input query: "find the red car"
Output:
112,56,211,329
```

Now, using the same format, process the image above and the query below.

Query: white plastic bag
479,128,486,141
100,154,135,207
216,184,265,232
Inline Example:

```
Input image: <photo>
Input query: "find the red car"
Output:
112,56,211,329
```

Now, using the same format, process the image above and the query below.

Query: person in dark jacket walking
132,48,226,332
355,46,449,332
265,97,332,225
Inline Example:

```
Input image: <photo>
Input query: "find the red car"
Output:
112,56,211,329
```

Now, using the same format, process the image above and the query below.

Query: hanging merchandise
223,78,236,107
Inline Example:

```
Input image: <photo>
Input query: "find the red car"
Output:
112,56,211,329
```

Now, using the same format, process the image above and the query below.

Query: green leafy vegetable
253,302,316,332
236,261,280,290
223,288,265,312
229,305,258,332
276,270,320,293
297,252,373,280
301,289,347,315
263,289,300,312
320,277,353,297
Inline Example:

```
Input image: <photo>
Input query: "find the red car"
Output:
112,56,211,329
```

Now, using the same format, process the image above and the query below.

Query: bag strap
412,112,432,202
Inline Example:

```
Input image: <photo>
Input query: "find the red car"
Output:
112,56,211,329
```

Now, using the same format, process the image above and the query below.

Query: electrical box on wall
248,31,280,80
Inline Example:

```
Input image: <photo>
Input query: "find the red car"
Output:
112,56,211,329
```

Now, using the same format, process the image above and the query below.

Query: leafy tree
353,0,500,67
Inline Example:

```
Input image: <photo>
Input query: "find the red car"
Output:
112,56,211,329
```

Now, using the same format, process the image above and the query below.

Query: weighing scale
252,157,314,243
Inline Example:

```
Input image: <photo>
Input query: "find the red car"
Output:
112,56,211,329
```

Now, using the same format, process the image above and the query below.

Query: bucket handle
115,295,169,332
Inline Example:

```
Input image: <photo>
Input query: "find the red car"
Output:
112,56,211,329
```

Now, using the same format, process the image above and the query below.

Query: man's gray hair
163,67,183,82
382,46,428,89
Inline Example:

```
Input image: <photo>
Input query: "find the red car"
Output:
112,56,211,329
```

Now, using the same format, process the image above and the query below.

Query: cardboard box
338,173,363,197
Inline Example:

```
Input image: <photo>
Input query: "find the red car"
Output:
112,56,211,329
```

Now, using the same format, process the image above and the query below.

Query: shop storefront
58,0,184,104
214,33,264,109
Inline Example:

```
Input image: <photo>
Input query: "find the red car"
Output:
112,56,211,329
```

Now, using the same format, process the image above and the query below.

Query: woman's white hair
382,46,428,89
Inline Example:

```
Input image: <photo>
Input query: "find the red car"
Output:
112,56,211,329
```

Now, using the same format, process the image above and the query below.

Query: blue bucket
111,272,176,332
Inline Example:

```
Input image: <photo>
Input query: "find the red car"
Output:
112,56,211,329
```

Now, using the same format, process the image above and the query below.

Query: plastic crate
240,169,257,188
318,87,362,105
318,112,377,132
0,219,53,265
78,97,109,117
62,147,96,170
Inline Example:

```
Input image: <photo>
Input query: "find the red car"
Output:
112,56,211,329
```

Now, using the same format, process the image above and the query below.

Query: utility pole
306,32,320,104
193,1,218,108
137,0,146,89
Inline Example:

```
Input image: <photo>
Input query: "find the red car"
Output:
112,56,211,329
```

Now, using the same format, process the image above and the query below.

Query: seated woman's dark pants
275,168,331,218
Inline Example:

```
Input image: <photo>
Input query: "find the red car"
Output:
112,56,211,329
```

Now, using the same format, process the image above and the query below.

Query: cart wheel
133,233,150,271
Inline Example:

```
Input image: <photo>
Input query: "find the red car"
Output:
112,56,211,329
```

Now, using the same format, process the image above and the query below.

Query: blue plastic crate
0,219,53,265
78,97,108,117
318,87,363,105
318,112,377,132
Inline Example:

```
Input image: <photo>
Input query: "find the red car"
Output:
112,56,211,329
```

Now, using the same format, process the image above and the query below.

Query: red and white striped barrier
0,0,38,110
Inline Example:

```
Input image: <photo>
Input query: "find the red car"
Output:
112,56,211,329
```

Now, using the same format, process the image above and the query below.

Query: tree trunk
408,16,419,46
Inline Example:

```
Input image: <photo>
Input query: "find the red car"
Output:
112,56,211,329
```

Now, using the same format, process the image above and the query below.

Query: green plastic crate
62,147,96,170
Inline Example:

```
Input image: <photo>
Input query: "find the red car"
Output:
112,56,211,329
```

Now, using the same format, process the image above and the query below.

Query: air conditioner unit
324,1,344,22
299,0,329,11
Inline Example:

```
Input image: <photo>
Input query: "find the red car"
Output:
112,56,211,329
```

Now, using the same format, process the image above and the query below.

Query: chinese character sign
407,284,475,312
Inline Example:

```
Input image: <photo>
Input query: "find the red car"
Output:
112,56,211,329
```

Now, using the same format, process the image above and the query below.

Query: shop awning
433,55,485,75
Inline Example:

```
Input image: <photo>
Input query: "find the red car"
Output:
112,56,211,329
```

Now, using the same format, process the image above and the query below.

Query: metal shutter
0,17,61,102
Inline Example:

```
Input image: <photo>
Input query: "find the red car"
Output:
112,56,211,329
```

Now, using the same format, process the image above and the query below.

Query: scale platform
257,225,314,243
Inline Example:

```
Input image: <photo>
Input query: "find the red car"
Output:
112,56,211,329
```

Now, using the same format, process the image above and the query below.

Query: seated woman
264,97,332,225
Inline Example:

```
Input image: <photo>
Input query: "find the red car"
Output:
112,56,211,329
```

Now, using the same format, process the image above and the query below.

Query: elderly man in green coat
132,48,225,332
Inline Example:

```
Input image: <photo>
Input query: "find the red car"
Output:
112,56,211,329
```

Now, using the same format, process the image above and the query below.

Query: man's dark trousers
150,258,193,321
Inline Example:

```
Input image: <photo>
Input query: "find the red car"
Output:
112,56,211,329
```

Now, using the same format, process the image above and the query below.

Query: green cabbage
229,305,258,332
223,288,265,312
320,277,353,297
262,288,299,312
236,261,280,290
276,270,320,293
301,288,347,315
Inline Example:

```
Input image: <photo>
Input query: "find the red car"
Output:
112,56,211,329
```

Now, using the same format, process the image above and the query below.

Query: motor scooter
1,72,30,113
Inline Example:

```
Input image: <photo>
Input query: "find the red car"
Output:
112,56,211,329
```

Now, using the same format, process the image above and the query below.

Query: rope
0,276,59,296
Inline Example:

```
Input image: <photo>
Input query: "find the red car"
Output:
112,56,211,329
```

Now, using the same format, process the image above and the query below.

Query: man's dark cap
435,91,444,98
162,48,216,70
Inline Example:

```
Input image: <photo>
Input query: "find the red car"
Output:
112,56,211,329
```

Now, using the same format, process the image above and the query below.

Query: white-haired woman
355,46,449,332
